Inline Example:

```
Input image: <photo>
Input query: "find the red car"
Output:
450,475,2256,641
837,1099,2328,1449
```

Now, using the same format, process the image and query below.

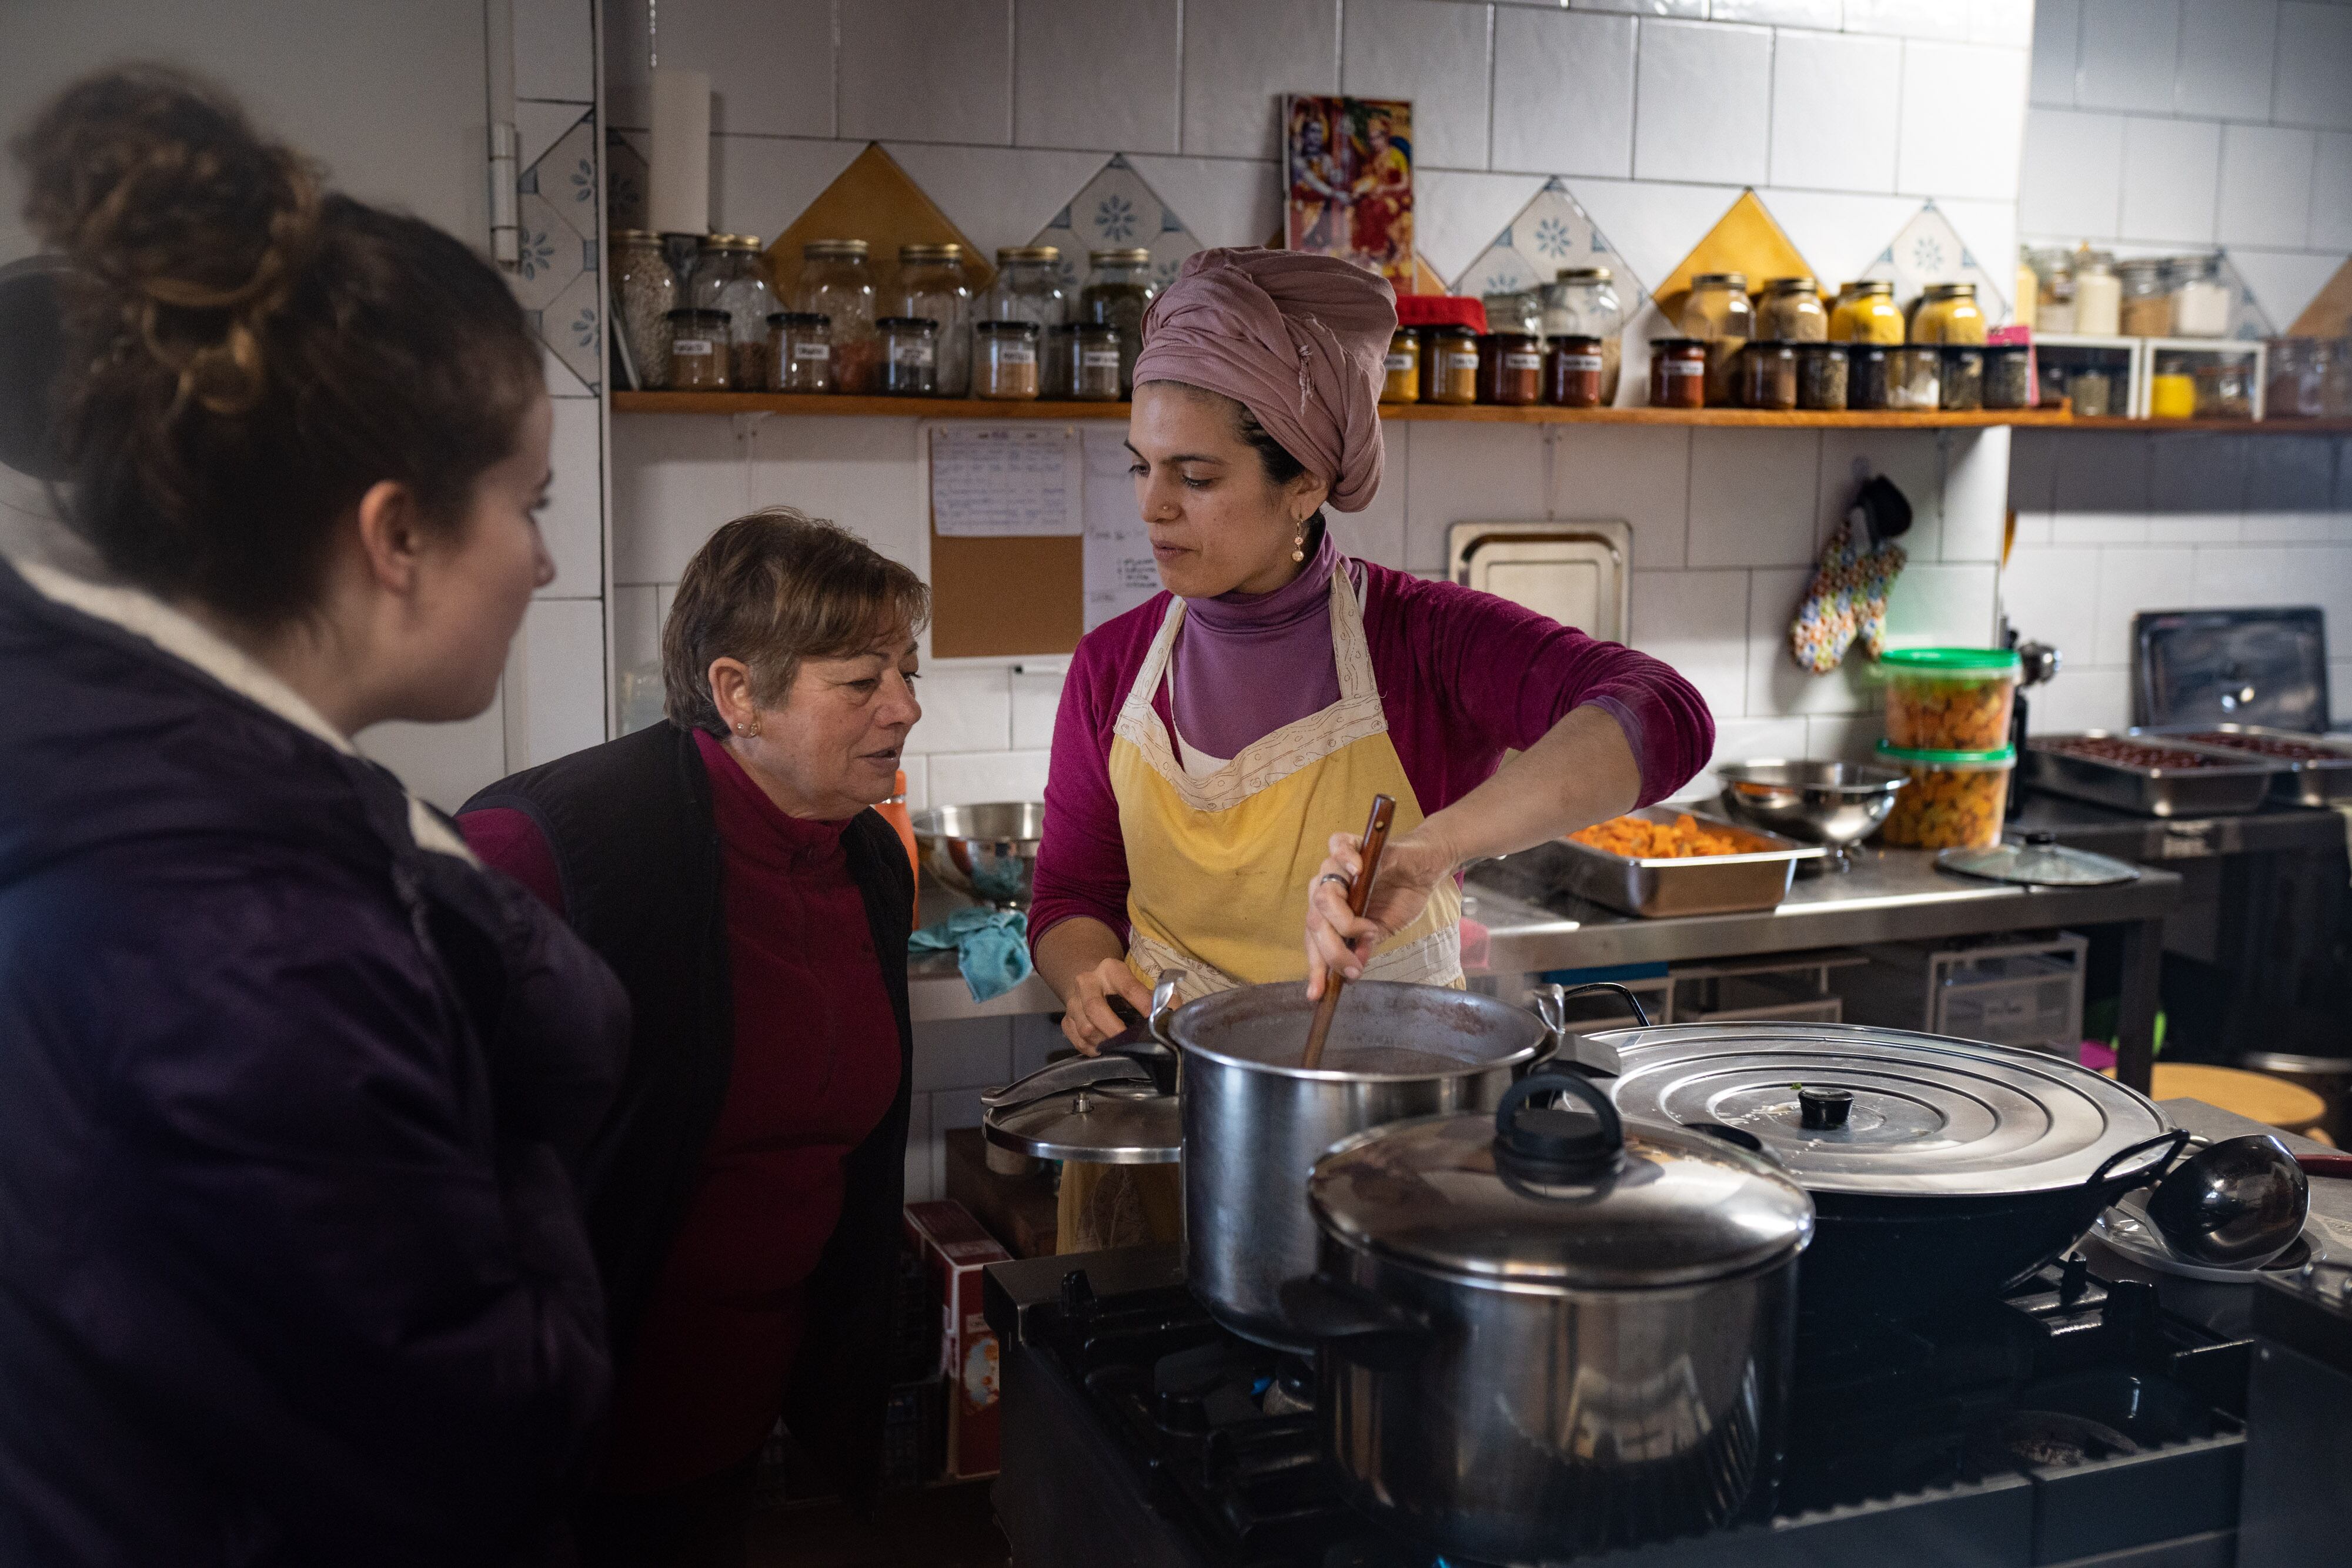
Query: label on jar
1504,352,1542,371
791,342,831,362
1081,349,1121,369
1558,354,1604,372
994,345,1037,365
1660,358,1703,379
1384,352,1414,372
1445,351,1479,373
673,338,714,357
891,343,936,366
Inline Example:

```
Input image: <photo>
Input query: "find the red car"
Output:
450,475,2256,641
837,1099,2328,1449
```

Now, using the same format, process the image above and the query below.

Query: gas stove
983,1246,2251,1568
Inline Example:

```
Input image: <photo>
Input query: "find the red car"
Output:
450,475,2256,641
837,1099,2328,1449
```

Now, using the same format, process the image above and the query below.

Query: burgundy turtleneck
1158,523,1347,759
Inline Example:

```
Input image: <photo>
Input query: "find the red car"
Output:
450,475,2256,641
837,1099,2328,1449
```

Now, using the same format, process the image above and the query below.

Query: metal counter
2010,791,2352,861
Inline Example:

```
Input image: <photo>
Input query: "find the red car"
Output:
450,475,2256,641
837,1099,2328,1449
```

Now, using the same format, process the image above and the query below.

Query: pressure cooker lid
1307,1072,1813,1290
980,1049,1181,1165
1591,1022,2171,1196
1163,979,1549,1081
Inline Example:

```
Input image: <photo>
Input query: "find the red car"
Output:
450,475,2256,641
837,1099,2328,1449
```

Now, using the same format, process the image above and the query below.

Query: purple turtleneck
1158,526,1347,760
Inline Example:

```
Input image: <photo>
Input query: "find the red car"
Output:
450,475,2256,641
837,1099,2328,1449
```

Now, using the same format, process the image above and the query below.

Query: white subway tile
1885,563,2000,648
1970,0,2038,47
1416,169,1548,286
1548,426,1692,569
2176,0,2280,119
2029,0,2082,105
522,600,607,766
708,136,866,248
1997,544,2103,646
1710,0,1839,25
2217,126,2320,250
1688,430,1822,570
928,749,1053,805
1845,0,1972,39
1341,0,1493,170
537,396,604,600
2226,249,2344,333
2031,667,2132,733
1346,423,1411,570
1632,20,1773,187
1402,422,1548,572
359,706,510,813
1942,428,2012,563
903,1092,936,1202
884,143,1111,269
1770,32,1903,194
2193,544,2298,607
1125,155,1285,249
1182,0,1340,159
660,0,834,138
840,0,1011,143
1746,564,1886,717
513,0,595,103
1572,179,1753,295
1684,715,1816,801
2010,512,2056,547
1759,190,1925,293
2092,548,2200,666
1011,668,1065,750
610,413,751,586
2147,513,2241,546
1806,713,1890,764
905,668,1014,755
2277,1,2352,129
2051,514,2149,545
2017,109,2125,238
1629,569,1751,720
2053,430,2153,513
900,755,932,813
2118,117,2220,243
2240,513,2341,543
913,1017,1015,1091
2316,133,2352,252
1575,0,1705,16
2075,0,2183,112
2281,547,2352,646
1898,41,2030,200
1015,0,1181,152
1491,9,1637,178
748,416,927,575
1817,430,1943,557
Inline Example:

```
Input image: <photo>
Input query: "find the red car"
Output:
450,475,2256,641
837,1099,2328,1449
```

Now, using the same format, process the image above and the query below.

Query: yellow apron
1058,569,1463,1252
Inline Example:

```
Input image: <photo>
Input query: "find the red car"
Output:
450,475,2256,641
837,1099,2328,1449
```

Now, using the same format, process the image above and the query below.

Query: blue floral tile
606,129,648,233
544,269,602,395
1859,202,2009,323
1451,178,1650,330
1031,155,1204,295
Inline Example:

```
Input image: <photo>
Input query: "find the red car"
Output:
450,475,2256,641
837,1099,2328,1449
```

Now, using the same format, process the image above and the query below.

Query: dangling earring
1291,526,1306,564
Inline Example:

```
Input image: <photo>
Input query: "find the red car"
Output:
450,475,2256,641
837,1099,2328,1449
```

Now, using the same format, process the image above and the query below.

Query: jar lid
1090,248,1151,265
767,310,830,327
1046,322,1081,336
1554,266,1613,283
1794,341,1848,356
1841,279,1896,296
1749,339,1799,354
1649,336,1706,349
1074,323,1121,339
611,228,660,243
1940,343,1985,357
998,245,1061,262
1846,339,1895,355
1550,333,1603,349
803,239,870,258
1878,646,2023,676
2117,258,2166,277
1480,330,1538,344
898,242,963,262
710,233,763,251
1983,342,2031,356
1762,276,1818,293
665,307,730,325
975,319,1040,336
1429,322,1481,339
1307,1072,1814,1291
1875,739,2019,768
874,315,937,331
1689,272,1748,288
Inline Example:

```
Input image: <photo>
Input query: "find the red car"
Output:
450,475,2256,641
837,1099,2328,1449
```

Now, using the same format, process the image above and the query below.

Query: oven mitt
911,905,1032,1002
1790,474,1912,674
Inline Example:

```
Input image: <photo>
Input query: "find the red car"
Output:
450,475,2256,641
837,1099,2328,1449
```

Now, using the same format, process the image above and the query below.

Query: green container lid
1878,647,2022,677
1876,740,2017,768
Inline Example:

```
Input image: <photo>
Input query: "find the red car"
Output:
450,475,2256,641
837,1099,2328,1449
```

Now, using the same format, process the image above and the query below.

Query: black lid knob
1798,1086,1853,1131
1494,1071,1623,1181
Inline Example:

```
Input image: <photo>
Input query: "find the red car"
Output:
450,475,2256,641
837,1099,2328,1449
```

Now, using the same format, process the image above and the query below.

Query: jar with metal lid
1424,325,1479,405
895,243,971,396
1648,337,1707,408
1742,342,1798,410
1477,332,1542,406
2193,356,2253,419
665,307,731,391
2118,260,2170,337
1889,345,1941,410
876,316,937,397
1542,335,1605,408
986,246,1069,334
1940,346,1984,411
1080,248,1154,396
2170,254,2229,337
1756,278,1828,343
1846,342,1895,410
793,240,879,393
1381,328,1420,403
2073,249,2121,336
1481,290,1542,339
2067,369,2114,417
690,235,779,388
1071,323,1122,400
1678,273,1752,406
1910,282,1986,346
1041,323,1080,398
1539,268,1623,403
766,311,832,393
1983,344,2032,410
2028,248,2078,333
1795,342,1848,410
611,229,679,389
1828,280,1905,345
971,320,1040,400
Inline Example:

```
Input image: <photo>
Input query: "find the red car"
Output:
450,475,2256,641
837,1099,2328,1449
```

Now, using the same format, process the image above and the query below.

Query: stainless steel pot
1281,1072,1815,1564
1162,979,1555,1352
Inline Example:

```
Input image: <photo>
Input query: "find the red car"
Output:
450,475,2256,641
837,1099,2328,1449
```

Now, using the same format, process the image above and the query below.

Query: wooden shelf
2061,414,2352,434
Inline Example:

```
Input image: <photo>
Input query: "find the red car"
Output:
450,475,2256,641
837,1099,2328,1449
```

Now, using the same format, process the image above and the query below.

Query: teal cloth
911,905,1033,1002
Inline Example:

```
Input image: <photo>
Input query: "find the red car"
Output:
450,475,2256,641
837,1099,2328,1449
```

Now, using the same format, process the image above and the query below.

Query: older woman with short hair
460,507,926,1567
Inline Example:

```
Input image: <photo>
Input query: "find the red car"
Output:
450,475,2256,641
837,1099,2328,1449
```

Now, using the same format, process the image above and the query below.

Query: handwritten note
930,426,1083,537
1081,425,1159,631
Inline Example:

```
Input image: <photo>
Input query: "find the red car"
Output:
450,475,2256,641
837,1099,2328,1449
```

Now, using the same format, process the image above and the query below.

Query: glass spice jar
1080,248,1155,396
2147,350,2196,419
1541,267,1623,403
896,243,972,396
1041,323,1080,399
1742,342,1798,410
1381,327,1421,403
876,316,937,396
1649,337,1708,408
1910,282,1986,346
1982,344,2032,410
972,320,1041,400
1847,342,1896,410
987,246,1070,333
611,229,679,389
1795,343,1849,410
2265,338,2326,418
1679,272,1753,406
2067,369,2114,417
2028,247,2078,333
2118,260,2171,337
691,235,779,389
1425,325,1480,405
666,307,731,391
2170,254,2229,337
1889,346,1942,410
1756,278,1828,343
1829,280,1905,345
1940,346,1984,411
2073,248,2121,336
1071,323,1122,400
1543,335,1606,407
2193,356,2253,419
766,310,833,393
1477,331,1542,405
793,239,879,393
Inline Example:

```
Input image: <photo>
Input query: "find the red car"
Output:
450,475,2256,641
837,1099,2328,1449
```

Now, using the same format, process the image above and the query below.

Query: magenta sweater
1029,554,1715,953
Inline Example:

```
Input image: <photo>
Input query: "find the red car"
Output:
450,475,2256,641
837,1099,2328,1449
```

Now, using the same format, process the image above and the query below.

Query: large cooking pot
1279,1071,1814,1564
1583,1021,2189,1321
1162,979,1558,1352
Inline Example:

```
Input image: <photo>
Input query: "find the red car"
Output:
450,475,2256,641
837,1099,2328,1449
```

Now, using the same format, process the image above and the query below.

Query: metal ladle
2144,1134,2311,1269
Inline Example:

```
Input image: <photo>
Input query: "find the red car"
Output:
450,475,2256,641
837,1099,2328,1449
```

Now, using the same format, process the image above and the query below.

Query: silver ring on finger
1318,872,1351,889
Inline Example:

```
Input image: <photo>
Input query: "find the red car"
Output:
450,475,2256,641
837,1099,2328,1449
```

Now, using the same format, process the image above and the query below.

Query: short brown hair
662,507,930,736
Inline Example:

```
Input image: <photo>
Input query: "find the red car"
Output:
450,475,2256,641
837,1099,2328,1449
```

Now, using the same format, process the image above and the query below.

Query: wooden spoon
1300,794,1396,1071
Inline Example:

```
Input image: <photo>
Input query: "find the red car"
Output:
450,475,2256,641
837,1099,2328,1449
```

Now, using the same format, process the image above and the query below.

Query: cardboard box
903,1200,1012,1479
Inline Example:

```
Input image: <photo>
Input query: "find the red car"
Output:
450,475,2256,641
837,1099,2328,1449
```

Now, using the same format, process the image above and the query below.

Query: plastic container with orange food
1881,647,2022,753
1876,742,2013,850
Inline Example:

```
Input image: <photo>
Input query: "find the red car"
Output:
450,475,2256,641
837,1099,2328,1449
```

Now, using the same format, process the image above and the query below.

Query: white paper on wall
1081,424,1158,631
930,426,1084,537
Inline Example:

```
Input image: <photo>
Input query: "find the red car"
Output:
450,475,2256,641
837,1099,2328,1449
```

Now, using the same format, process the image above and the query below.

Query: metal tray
2023,731,2284,817
1535,805,1825,918
2140,723,2352,808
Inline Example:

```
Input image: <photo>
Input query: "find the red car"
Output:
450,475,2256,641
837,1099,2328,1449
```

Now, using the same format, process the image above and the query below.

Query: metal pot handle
1528,982,1653,1069
2086,1128,2192,1196
979,1053,1154,1111
1494,1069,1624,1180
1275,1276,1432,1370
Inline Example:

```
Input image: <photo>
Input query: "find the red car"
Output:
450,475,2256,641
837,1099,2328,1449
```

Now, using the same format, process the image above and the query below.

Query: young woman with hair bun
0,67,627,1566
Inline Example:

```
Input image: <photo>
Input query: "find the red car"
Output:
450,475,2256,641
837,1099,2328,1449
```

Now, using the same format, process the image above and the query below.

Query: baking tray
2140,723,2352,808
2023,730,2284,817
1535,805,1825,918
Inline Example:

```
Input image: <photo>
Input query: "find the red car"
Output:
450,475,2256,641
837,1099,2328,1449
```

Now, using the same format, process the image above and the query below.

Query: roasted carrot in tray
1570,813,1748,859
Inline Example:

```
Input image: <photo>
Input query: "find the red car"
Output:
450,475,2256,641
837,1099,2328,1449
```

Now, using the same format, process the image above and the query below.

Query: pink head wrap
1131,248,1396,513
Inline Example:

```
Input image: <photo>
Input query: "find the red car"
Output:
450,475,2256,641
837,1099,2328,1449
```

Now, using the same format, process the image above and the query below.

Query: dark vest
463,721,913,1500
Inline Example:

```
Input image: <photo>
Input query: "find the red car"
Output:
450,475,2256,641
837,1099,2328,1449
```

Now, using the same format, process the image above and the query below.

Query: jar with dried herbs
1847,343,1896,410
1678,273,1752,406
690,235,778,389
1540,268,1623,402
1982,345,2031,410
1940,346,1984,411
611,229,679,389
1742,342,1798,410
766,311,832,393
1080,249,1154,396
987,247,1070,333
666,307,731,392
2119,260,2171,337
1072,324,1122,400
793,240,880,393
896,243,972,396
973,320,1041,400
1795,343,1848,410
1756,278,1828,343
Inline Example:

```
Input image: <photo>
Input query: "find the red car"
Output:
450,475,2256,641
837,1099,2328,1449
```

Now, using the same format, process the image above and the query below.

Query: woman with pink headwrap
1027,250,1712,1239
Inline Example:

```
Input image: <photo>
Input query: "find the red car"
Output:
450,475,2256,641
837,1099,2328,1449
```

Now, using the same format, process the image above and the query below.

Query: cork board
927,523,1083,658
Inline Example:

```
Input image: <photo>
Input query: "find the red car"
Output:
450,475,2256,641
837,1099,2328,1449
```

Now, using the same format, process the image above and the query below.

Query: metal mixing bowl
911,802,1045,907
1715,760,1907,869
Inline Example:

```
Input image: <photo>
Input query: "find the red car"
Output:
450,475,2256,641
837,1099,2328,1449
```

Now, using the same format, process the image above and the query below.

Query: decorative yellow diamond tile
764,143,992,303
1653,190,1815,325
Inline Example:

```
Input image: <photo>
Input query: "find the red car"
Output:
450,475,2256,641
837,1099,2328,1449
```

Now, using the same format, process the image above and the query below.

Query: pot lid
983,1074,1180,1165
1308,1072,1813,1290
1938,834,2141,887
1162,979,1549,1082
1590,1023,2171,1196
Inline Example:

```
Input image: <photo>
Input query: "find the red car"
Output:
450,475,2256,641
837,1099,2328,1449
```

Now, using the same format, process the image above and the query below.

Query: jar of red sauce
1543,335,1606,407
1649,337,1707,408
1477,331,1542,405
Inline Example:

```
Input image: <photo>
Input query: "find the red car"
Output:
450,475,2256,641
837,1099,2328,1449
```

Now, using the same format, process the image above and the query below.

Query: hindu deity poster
1282,95,1412,284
